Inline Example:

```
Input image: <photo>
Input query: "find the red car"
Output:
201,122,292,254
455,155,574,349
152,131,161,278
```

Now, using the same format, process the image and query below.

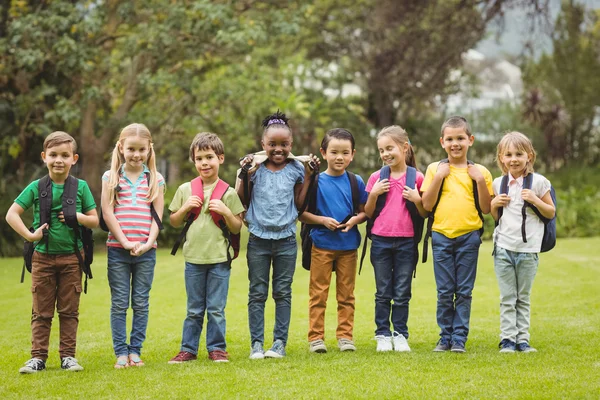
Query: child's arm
298,211,340,231
364,178,390,218
294,156,320,209
421,163,450,211
236,154,255,206
522,190,555,219
208,200,243,234
132,185,165,257
101,179,139,251
403,186,429,218
170,195,202,228
467,165,492,214
5,203,47,242
77,209,99,229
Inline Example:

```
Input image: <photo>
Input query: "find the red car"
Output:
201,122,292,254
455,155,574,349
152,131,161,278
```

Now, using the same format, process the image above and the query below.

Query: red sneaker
168,351,197,364
208,350,229,363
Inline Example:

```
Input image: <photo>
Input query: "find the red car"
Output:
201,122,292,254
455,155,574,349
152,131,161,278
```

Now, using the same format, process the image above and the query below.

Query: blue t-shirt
309,172,368,251
246,160,305,239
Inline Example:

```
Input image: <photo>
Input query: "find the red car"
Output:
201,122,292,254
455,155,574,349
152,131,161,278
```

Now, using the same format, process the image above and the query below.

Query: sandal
114,356,129,369
128,353,144,367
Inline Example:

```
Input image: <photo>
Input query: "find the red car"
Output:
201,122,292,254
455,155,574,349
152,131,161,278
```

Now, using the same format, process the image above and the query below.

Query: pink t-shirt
366,169,425,237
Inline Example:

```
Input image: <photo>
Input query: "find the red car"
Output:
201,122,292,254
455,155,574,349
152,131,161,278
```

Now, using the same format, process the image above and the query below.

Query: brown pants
308,245,357,342
30,251,82,360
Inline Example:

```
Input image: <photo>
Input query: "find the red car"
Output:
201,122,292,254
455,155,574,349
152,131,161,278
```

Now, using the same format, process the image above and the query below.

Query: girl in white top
490,131,555,353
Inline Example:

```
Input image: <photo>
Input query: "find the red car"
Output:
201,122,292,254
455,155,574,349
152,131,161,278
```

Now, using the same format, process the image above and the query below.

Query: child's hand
339,216,358,232
306,154,320,175
371,178,390,196
57,211,65,223
131,242,151,257
436,163,450,179
208,199,231,217
321,216,340,231
122,241,141,251
521,189,540,205
29,223,48,242
240,154,254,167
184,195,202,212
402,186,421,203
467,164,484,182
492,194,510,208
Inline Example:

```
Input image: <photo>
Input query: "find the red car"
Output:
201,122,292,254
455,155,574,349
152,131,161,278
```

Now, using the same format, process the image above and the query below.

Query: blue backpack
497,173,557,253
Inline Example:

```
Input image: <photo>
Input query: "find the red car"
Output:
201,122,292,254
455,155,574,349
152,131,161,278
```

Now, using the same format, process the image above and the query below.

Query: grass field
0,234,599,399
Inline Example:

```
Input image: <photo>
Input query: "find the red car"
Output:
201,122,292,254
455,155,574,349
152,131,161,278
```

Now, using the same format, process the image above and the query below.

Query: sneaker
61,357,84,371
338,338,356,352
249,342,265,360
168,351,197,364
450,341,466,353
516,341,537,353
19,358,46,374
309,339,327,353
375,335,393,352
499,339,516,353
264,340,286,358
208,350,230,363
433,338,451,352
392,331,411,352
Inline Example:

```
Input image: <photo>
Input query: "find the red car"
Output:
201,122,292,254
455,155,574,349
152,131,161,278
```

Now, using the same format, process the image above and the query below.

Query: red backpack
171,177,240,262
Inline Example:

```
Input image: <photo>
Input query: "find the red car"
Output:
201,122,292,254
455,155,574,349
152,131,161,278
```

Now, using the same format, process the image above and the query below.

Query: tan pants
308,245,357,341
30,251,82,360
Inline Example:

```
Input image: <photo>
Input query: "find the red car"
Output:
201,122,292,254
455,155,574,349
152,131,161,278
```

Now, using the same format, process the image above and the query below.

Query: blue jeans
431,231,481,344
247,234,297,346
370,235,415,338
107,247,156,357
180,261,231,354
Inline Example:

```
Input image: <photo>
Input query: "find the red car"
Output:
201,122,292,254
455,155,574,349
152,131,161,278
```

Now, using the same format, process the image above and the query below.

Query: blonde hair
189,132,224,161
44,131,77,153
377,125,417,168
107,123,159,205
496,131,536,175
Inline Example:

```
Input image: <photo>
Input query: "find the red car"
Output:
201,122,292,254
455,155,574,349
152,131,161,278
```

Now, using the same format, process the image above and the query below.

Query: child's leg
270,235,297,345
308,246,335,342
494,247,519,342
334,249,357,340
55,252,83,359
205,262,231,352
246,235,273,346
107,247,133,357
180,262,209,355
30,252,58,361
390,237,415,339
370,235,395,337
514,253,539,344
431,232,457,342
452,231,481,343
129,248,156,356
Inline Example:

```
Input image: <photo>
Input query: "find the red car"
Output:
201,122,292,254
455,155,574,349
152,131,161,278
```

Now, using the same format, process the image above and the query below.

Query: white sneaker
392,331,411,352
61,357,84,371
375,335,393,352
309,339,327,353
337,338,356,352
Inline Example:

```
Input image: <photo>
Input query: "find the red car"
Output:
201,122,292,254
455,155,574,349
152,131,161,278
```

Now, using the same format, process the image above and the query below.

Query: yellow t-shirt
421,162,493,239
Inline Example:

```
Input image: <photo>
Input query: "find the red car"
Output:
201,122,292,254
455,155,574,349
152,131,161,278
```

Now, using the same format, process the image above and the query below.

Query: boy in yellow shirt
421,116,493,353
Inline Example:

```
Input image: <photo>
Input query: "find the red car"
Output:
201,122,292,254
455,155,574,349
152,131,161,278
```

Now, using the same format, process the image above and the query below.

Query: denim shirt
246,160,304,239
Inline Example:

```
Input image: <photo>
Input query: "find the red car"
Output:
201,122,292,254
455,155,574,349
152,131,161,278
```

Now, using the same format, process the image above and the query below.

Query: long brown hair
377,125,416,168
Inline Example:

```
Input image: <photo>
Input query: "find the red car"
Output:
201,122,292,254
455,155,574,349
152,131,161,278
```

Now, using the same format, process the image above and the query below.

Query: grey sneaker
19,358,46,374
61,357,84,371
264,340,286,358
499,339,516,353
309,339,327,353
249,342,265,360
433,338,451,352
338,338,356,352
450,341,466,353
516,341,537,353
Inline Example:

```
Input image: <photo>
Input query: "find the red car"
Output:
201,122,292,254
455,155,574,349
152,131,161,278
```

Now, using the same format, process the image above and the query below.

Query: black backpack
422,159,484,263
496,173,557,253
99,171,163,232
359,166,424,276
300,171,360,271
22,175,94,293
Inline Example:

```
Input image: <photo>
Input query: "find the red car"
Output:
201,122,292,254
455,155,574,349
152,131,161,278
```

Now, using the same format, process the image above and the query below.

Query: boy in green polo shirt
6,131,98,373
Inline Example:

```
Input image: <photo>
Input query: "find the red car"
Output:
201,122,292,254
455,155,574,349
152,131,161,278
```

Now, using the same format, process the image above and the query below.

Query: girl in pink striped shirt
101,123,165,369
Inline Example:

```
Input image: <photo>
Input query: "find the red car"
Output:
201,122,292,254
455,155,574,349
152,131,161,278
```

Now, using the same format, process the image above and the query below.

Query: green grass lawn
1,234,599,399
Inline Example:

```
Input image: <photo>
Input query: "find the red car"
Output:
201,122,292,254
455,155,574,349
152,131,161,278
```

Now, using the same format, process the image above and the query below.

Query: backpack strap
405,166,424,277
422,160,448,263
496,174,510,223
519,173,535,244
143,171,164,231
38,175,52,251
468,160,485,237
237,161,253,209
171,177,203,255
210,180,238,263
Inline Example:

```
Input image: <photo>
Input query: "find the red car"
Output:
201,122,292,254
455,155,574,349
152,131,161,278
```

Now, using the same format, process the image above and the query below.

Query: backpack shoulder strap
467,160,484,235
209,179,230,226
62,175,79,230
171,177,204,256
38,175,52,249
422,160,447,263
496,174,510,223
347,171,359,214
144,171,164,230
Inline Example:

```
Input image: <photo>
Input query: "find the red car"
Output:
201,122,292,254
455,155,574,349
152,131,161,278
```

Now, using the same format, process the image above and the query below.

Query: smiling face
193,147,224,184
262,127,293,166
501,143,531,178
41,143,78,182
320,138,354,176
440,126,474,163
377,135,408,169
120,135,150,171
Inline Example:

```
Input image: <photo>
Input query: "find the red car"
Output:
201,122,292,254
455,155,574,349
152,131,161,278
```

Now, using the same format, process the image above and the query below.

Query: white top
492,172,552,253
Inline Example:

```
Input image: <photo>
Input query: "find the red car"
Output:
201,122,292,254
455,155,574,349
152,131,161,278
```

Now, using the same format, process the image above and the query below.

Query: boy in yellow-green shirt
421,116,493,353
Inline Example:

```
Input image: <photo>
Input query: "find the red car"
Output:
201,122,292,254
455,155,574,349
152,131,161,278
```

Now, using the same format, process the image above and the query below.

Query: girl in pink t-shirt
365,126,428,352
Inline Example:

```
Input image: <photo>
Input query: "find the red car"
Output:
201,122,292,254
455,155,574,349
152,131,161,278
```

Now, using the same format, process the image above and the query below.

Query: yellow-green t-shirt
169,180,245,264
421,162,493,239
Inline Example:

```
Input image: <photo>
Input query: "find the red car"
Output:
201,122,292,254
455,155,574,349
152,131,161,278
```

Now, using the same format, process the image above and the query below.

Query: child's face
377,136,408,169
262,127,292,166
120,136,150,171
193,147,224,184
320,138,355,175
41,143,78,180
440,127,474,162
501,143,531,178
